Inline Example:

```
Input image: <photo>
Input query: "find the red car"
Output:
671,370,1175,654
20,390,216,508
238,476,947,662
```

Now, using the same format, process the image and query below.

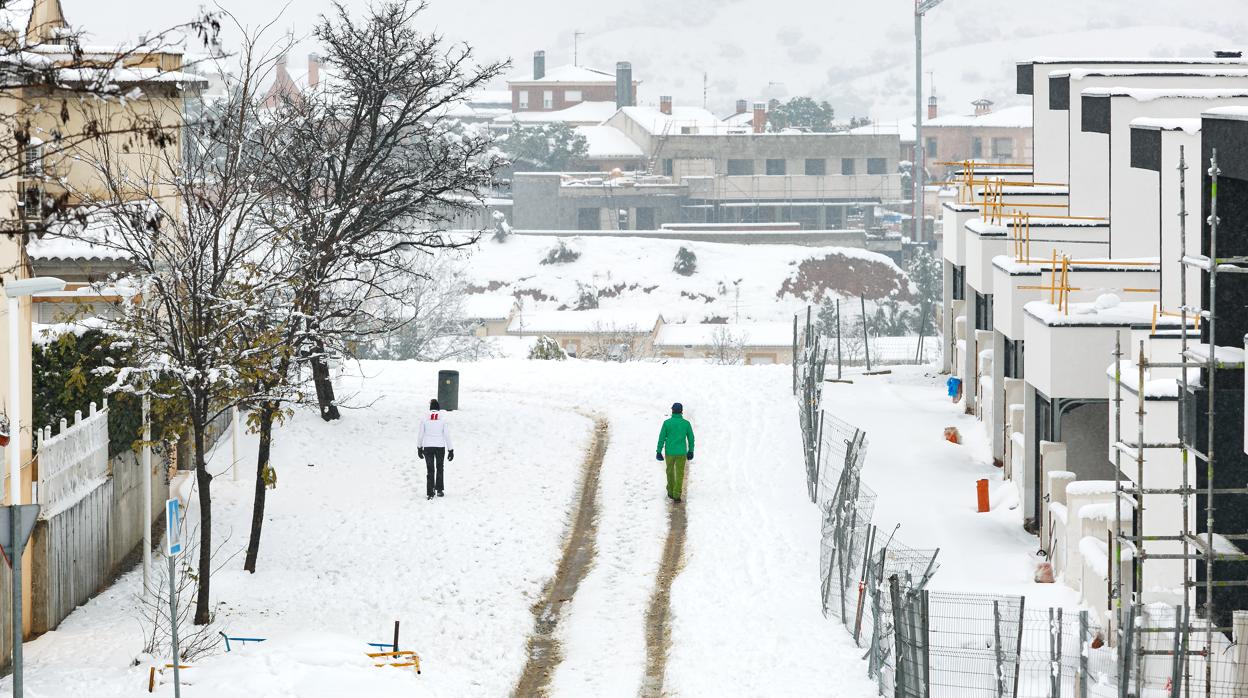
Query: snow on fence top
36,400,110,515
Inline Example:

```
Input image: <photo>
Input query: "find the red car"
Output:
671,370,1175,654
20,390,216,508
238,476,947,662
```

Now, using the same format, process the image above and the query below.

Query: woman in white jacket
417,399,454,500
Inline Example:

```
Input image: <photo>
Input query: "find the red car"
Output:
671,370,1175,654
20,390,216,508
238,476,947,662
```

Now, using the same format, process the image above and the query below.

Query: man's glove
656,451,663,462
448,450,455,462
418,448,425,459
687,450,694,461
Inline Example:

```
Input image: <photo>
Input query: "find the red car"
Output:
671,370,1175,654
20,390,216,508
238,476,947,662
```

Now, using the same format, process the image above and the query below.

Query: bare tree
59,18,290,624
709,326,746,365
256,0,507,422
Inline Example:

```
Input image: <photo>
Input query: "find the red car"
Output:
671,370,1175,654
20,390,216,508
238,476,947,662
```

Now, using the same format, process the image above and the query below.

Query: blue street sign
166,498,182,557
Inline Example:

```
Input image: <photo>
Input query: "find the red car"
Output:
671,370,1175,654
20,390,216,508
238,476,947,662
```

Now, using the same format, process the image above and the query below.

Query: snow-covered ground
821,366,1079,609
3,359,880,697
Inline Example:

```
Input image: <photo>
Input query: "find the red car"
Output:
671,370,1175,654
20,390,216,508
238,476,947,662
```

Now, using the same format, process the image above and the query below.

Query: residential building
506,308,664,358
463,294,519,337
653,322,794,364
508,51,639,113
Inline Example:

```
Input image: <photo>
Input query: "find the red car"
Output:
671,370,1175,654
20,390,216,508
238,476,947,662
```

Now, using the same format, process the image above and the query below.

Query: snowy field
3,359,881,697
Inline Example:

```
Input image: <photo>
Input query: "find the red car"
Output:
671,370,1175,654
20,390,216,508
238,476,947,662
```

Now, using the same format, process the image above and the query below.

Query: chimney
533,50,546,80
308,53,322,89
660,95,673,115
735,99,749,115
615,61,634,108
752,102,767,134
927,95,938,120
973,98,993,116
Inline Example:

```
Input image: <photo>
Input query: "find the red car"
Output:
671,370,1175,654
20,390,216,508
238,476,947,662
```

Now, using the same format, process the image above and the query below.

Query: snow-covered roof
576,125,644,159
1026,57,1248,66
1024,300,1180,328
1082,87,1248,102
1129,117,1201,135
1203,106,1248,122
618,106,727,135
467,89,512,105
508,309,663,335
925,105,1031,129
1055,68,1248,81
512,64,616,84
654,322,792,348
462,294,517,321
722,111,754,127
29,219,132,263
0,0,31,34
496,101,618,125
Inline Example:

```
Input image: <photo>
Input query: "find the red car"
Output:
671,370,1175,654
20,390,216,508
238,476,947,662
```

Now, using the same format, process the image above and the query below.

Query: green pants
665,455,687,499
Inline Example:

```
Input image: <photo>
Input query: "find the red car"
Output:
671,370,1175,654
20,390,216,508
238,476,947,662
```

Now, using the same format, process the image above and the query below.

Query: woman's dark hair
429,399,440,411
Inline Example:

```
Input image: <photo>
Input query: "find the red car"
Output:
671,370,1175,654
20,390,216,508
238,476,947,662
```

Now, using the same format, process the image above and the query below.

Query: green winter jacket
657,414,695,457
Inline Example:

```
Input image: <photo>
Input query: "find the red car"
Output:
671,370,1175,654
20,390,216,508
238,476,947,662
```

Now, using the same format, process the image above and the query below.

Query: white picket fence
36,400,110,513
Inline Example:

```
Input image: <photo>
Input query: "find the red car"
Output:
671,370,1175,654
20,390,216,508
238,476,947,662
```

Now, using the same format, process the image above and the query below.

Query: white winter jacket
417,410,454,449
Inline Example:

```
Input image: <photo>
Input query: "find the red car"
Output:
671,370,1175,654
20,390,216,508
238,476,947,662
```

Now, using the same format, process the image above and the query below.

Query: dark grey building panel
1081,94,1111,134
1048,75,1070,111
1130,127,1161,172
1017,63,1034,95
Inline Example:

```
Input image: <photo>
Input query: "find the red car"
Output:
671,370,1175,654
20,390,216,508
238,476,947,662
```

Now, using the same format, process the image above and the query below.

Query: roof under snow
576,125,644,159
1129,117,1201,135
924,105,1032,128
512,64,616,84
654,322,793,348
1082,87,1248,101
462,294,517,321
508,308,663,335
617,106,728,135
497,100,618,125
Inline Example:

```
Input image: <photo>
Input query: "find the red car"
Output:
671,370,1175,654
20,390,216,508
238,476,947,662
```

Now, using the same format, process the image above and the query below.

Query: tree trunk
311,338,340,421
243,403,275,573
192,422,213,625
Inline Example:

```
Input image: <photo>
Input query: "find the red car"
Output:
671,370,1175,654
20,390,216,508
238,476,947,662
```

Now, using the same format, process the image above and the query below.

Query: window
726,159,754,176
662,158,674,177
635,207,656,230
971,137,983,159
518,90,529,110
765,158,786,175
925,137,937,160
991,137,1014,160
804,158,826,176
867,158,887,175
974,291,993,331
578,207,600,230
951,265,965,301
24,143,42,176
543,90,553,109
841,158,856,175
565,89,582,103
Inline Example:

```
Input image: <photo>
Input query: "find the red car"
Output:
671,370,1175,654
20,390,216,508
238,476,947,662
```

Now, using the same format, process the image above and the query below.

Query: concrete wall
1157,128,1202,311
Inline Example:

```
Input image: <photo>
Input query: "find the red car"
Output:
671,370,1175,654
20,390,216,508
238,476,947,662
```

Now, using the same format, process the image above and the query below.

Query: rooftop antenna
703,71,708,109
574,30,585,66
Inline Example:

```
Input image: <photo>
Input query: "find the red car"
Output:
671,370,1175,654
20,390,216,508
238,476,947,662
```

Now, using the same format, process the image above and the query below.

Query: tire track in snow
513,415,610,698
641,493,687,697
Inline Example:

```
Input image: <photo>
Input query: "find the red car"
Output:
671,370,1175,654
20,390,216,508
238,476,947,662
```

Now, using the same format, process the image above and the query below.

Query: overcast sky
61,0,1248,119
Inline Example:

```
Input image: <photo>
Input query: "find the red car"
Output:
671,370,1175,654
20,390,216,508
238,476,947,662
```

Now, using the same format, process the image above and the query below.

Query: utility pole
915,0,947,242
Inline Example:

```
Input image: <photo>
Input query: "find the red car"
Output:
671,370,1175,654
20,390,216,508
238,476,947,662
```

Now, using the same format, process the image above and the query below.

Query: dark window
804,158,826,175
577,207,600,230
975,291,994,331
971,137,983,159
765,158,786,175
951,265,965,301
635,207,655,230
925,137,937,160
662,158,674,177
1003,337,1024,379
867,158,887,175
841,158,856,175
992,138,1013,160
727,159,755,176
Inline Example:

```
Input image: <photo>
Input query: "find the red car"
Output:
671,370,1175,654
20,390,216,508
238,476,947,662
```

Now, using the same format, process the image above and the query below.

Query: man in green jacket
656,402,695,502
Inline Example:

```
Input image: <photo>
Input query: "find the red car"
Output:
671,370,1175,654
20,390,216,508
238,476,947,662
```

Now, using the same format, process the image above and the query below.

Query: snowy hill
463,234,913,324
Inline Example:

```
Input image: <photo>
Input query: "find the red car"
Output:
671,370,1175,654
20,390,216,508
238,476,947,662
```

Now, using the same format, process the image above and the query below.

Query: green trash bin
438,370,460,411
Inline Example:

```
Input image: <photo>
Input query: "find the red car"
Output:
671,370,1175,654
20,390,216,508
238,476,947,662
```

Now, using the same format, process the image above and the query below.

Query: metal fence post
890,574,907,697
1169,605,1184,698
1013,597,1026,698
994,600,1005,698
920,590,930,698
1079,610,1089,698
836,299,843,380
1118,605,1135,698
1048,608,1059,698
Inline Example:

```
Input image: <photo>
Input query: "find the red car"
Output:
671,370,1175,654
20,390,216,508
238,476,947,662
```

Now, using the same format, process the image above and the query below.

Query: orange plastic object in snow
976,479,990,513
944,427,961,444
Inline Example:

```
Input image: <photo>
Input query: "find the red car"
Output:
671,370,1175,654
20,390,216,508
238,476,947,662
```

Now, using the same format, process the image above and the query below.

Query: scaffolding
1111,146,1248,696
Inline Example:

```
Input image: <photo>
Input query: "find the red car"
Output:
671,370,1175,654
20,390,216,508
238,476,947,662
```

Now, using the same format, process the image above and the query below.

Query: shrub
673,246,697,276
528,336,567,360
541,239,580,265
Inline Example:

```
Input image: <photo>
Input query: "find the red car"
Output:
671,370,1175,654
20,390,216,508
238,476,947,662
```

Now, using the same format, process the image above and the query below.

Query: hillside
462,234,913,323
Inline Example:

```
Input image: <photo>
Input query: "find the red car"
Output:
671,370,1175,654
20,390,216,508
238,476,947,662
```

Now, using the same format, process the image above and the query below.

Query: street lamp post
915,0,946,243
5,277,65,505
